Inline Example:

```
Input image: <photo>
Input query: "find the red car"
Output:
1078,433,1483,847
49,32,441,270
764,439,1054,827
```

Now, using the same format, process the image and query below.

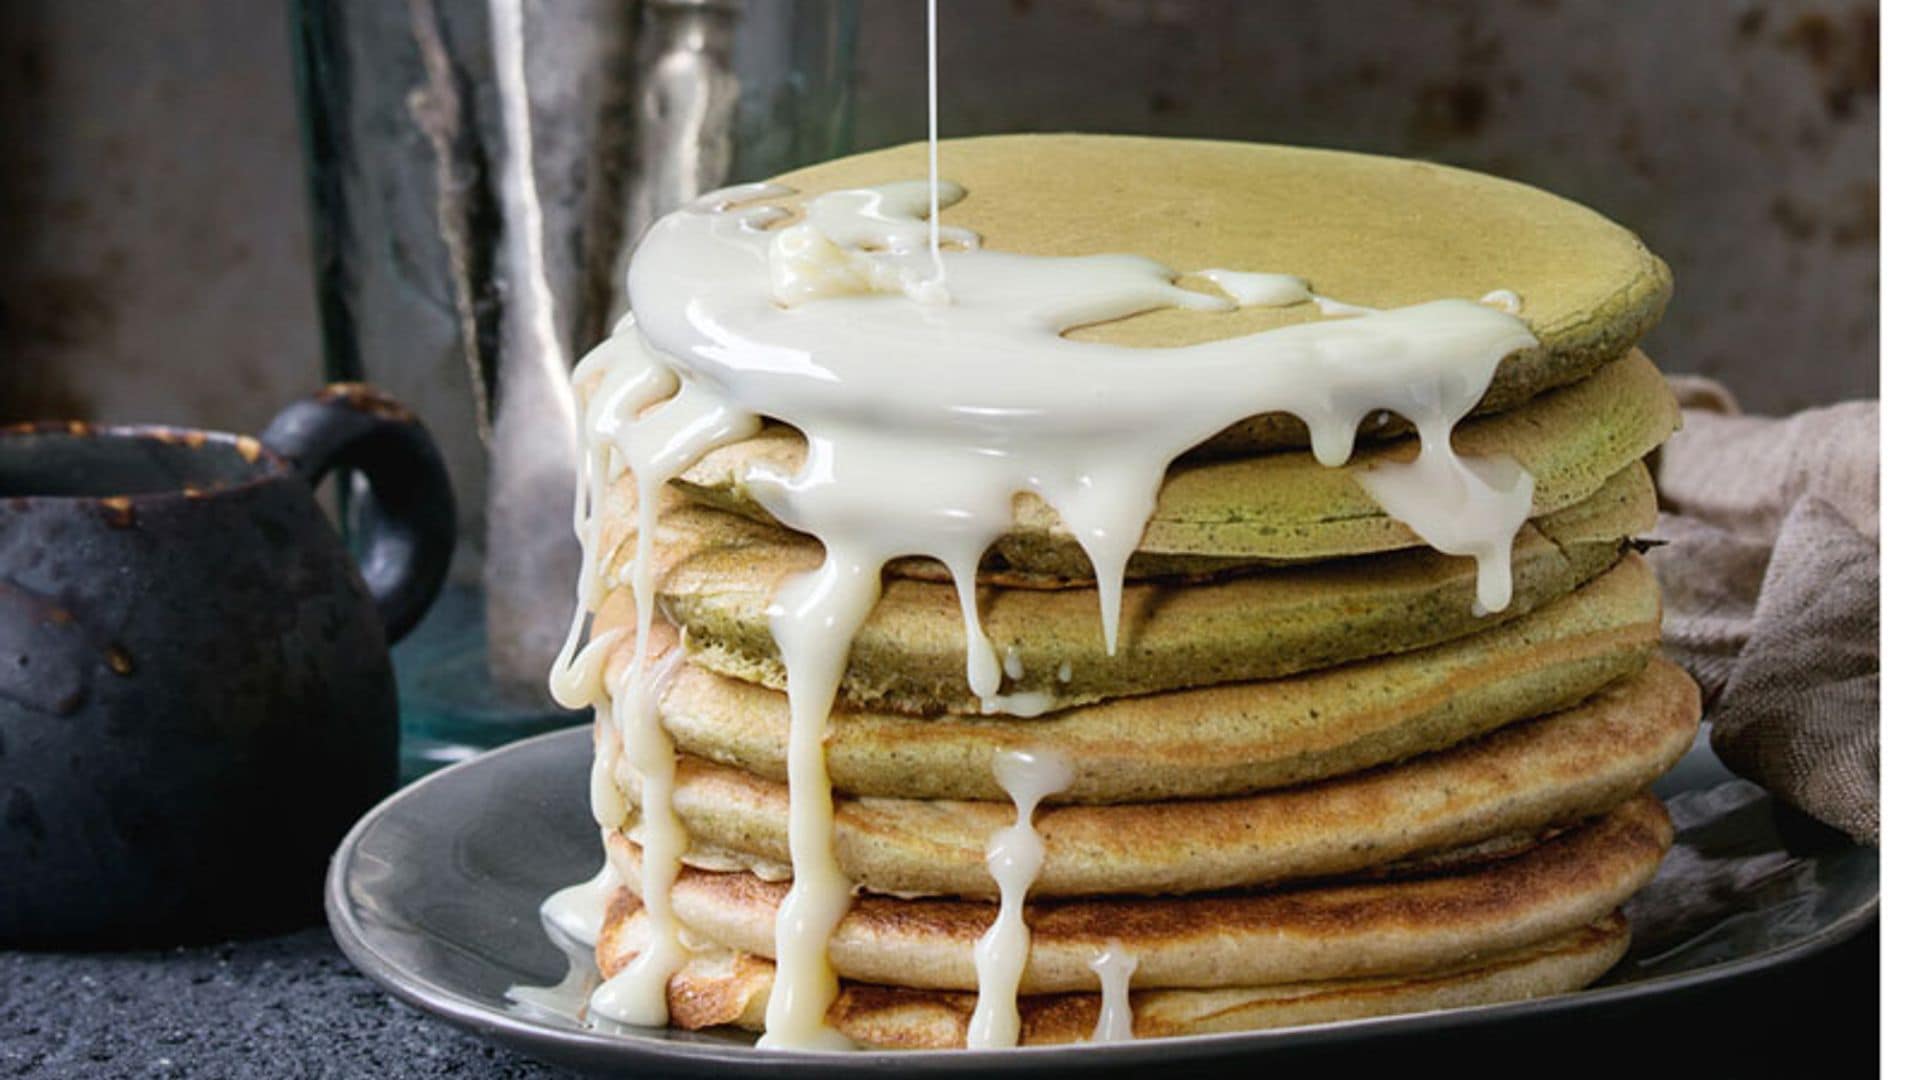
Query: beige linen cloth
1650,378,1879,844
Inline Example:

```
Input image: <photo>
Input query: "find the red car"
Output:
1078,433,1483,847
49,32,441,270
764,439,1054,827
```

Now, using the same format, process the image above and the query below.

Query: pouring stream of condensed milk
542,0,1538,1049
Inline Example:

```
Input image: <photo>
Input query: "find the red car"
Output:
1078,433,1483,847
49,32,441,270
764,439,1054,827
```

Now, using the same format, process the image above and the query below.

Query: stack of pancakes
584,136,1699,1048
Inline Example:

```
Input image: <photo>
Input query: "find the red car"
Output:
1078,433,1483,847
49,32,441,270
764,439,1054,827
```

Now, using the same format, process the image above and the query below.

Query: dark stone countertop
1,922,1877,1078
0,930,556,1079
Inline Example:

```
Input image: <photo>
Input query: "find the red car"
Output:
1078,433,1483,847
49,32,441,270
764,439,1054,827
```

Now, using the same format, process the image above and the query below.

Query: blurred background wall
0,0,1877,430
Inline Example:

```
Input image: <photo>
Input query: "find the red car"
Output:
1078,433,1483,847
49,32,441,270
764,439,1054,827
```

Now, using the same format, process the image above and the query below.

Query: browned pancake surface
607,794,1670,994
599,902,1629,1048
609,659,1697,898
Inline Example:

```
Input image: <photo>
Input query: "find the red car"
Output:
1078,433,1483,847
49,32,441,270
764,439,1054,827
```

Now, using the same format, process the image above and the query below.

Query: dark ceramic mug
0,384,454,945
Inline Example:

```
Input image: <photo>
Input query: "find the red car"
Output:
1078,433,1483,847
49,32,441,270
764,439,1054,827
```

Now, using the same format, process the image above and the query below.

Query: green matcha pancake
661,349,1678,581
761,133,1671,456
600,555,1662,801
634,462,1654,714
608,658,1696,898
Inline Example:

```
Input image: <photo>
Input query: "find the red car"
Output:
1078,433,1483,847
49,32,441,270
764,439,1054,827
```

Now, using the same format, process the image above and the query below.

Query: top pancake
765,133,1671,455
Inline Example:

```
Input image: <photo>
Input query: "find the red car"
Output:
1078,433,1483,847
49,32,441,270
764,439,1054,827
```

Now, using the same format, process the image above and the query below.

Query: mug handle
260,384,456,643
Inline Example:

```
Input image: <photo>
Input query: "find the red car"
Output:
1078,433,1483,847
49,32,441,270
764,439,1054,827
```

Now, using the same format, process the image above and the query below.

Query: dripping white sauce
505,929,605,1025
544,310,758,1028
923,0,949,302
983,689,1055,718
541,626,630,950
1481,288,1523,314
1196,268,1312,308
967,749,1076,1048
586,646,697,1026
540,859,620,947
508,901,633,1034
1356,447,1535,615
1088,941,1139,1043
632,178,1537,627
979,645,1053,716
1315,294,1377,318
754,552,866,1050
588,715,625,833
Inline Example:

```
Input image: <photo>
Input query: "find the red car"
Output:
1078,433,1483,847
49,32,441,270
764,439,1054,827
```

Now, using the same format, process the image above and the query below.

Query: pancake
604,554,1660,802
635,463,1654,714
609,658,1696,898
606,793,1669,993
599,899,1629,1047
666,350,1679,582
763,134,1672,457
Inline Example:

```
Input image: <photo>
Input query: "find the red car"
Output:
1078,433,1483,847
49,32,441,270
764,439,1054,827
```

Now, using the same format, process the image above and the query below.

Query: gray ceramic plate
326,724,1877,1077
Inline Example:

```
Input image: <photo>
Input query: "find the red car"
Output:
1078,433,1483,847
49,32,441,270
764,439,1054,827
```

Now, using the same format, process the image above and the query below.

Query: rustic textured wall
0,0,1878,430
857,0,1880,412
0,0,321,431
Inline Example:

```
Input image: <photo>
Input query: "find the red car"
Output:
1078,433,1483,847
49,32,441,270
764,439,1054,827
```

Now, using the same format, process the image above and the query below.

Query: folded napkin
1650,378,1879,844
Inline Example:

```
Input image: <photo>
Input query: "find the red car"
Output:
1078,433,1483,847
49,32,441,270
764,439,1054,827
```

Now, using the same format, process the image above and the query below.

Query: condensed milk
1088,942,1140,1043
967,749,1076,1048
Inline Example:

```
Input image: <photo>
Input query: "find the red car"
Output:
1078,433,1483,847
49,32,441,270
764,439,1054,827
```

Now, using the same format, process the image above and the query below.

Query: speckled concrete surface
0,924,1877,1077
0,930,560,1079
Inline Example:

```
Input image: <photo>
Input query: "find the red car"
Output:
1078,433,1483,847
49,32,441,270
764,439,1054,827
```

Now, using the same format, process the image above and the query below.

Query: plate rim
326,723,1880,1072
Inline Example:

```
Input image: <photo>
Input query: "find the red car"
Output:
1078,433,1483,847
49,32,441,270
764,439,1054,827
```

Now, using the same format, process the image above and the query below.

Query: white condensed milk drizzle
923,0,949,302
546,316,761,1028
546,156,1539,1048
538,858,620,947
585,643,691,1025
1088,941,1139,1043
968,750,1076,1048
